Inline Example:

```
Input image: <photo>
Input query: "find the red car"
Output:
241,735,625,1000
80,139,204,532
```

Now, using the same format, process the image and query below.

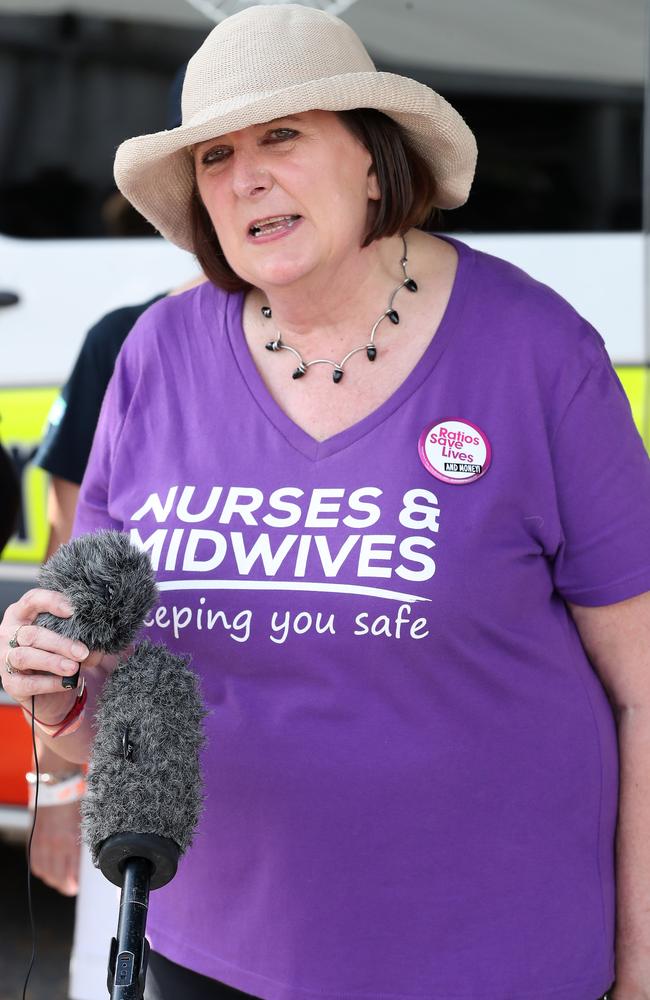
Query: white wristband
26,772,86,808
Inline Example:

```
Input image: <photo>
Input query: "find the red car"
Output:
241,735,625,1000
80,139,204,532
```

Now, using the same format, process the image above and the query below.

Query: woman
2,6,649,999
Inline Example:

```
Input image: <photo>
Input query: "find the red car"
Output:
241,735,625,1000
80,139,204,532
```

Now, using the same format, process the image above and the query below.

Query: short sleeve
34,326,114,484
34,297,164,484
551,338,650,605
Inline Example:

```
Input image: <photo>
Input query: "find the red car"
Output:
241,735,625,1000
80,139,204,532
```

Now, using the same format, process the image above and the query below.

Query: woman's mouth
248,215,302,240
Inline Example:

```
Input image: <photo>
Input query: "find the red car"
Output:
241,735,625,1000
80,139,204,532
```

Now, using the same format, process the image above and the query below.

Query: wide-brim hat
114,3,478,254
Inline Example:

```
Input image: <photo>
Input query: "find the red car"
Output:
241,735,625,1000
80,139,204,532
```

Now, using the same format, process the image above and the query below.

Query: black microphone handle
108,857,152,1000
102,832,179,999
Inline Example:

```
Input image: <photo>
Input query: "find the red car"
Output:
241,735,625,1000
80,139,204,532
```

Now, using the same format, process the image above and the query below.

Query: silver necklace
261,236,418,384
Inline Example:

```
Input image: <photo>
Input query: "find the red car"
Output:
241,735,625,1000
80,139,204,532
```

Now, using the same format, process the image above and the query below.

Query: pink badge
418,418,491,485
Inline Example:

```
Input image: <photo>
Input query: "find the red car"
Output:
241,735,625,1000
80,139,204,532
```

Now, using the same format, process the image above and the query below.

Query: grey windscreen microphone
83,638,206,872
83,640,207,999
35,529,159,653
32,530,206,997
22,530,159,997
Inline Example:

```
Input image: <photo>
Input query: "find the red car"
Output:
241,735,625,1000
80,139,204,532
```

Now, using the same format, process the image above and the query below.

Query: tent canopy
0,0,646,87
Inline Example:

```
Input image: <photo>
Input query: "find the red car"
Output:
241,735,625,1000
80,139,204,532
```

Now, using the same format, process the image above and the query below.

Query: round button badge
418,418,491,485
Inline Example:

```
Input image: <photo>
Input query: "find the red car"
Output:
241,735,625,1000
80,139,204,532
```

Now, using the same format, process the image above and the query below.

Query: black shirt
35,295,165,484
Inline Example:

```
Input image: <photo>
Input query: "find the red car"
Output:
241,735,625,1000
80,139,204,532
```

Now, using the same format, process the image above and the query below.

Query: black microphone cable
22,696,40,1000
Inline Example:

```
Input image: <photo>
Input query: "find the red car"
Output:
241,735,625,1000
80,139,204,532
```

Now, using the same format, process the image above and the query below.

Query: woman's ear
367,165,381,201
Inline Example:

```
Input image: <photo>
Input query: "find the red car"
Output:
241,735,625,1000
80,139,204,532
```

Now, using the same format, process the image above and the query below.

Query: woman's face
192,110,381,289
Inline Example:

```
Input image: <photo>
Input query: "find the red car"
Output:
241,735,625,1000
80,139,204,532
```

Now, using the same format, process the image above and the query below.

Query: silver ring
8,624,28,649
4,650,16,675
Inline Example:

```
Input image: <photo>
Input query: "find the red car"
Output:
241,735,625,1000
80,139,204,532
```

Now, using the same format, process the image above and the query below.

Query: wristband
26,771,87,808
22,679,88,738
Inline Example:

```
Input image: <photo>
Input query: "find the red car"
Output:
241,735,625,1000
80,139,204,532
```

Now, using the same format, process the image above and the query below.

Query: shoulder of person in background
35,279,205,551
34,293,168,487
35,278,206,489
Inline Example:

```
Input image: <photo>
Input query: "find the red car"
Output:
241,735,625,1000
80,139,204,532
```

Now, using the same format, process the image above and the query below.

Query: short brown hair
190,108,440,293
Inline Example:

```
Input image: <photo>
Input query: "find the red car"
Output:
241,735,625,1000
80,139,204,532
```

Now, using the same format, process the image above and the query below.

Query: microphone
31,530,204,997
35,529,159,654
82,640,206,999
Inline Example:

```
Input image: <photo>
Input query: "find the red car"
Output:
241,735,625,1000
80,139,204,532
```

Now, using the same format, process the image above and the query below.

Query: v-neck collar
224,234,474,463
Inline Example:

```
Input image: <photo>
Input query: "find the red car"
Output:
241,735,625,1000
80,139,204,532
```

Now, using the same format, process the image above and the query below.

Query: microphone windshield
35,530,158,653
82,640,206,866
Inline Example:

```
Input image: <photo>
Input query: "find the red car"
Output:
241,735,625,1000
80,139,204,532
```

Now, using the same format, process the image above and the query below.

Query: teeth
257,215,295,225
250,215,300,236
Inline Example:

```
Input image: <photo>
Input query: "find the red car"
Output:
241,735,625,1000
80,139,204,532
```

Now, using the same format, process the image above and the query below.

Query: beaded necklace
261,236,417,384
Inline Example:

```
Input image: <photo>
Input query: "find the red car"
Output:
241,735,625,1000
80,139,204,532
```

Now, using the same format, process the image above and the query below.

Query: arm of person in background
29,738,84,896
568,593,650,1000
44,476,79,557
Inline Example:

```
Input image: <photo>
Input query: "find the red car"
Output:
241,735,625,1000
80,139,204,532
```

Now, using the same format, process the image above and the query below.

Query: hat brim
114,71,478,253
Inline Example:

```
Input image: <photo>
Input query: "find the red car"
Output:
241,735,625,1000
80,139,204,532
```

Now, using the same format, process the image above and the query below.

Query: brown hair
190,108,440,293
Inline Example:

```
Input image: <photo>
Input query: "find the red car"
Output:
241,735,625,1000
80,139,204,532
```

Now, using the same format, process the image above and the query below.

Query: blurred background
0,1,649,997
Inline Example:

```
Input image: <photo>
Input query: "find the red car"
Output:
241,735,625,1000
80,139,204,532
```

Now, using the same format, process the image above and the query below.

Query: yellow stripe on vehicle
0,386,58,564
615,366,649,454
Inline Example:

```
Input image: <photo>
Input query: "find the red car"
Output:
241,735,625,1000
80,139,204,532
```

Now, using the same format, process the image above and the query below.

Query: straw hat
114,3,478,253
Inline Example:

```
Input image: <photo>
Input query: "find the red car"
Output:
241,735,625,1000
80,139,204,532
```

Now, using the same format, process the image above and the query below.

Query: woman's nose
231,152,272,199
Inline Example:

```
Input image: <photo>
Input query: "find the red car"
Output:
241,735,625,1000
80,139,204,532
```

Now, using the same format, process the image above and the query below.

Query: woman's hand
29,797,82,896
1,587,101,722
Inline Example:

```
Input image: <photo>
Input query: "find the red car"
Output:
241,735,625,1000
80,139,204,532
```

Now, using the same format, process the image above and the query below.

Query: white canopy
0,0,646,87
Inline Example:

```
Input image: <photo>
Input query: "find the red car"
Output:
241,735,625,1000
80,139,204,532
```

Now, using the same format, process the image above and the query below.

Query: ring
8,624,28,649
4,650,16,675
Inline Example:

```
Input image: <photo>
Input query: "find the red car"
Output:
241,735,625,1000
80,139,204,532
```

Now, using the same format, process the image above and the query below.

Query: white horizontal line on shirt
157,580,431,603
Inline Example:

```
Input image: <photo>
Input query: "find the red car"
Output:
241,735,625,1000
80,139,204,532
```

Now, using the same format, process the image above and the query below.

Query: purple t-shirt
75,236,650,1000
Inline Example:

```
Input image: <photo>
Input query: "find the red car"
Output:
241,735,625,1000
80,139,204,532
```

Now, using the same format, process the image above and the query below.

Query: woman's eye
199,128,297,166
268,128,298,141
201,147,230,165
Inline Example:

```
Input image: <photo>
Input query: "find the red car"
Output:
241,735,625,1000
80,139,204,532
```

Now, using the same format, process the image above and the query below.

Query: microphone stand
99,832,179,999
108,858,152,1000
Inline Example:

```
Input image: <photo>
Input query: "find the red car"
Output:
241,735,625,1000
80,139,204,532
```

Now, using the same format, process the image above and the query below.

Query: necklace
261,235,418,384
